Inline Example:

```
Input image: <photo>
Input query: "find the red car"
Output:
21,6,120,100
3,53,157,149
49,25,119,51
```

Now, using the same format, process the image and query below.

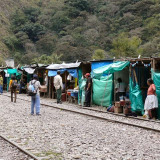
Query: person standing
9,75,17,103
115,78,126,101
29,74,41,115
84,73,92,107
144,78,158,119
0,74,3,94
54,71,63,104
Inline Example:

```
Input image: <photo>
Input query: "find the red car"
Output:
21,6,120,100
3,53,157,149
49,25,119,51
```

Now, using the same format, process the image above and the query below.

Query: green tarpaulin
5,69,21,91
78,68,87,106
7,69,21,76
129,78,144,115
92,61,129,107
92,61,130,79
93,75,113,107
152,69,160,119
79,78,86,106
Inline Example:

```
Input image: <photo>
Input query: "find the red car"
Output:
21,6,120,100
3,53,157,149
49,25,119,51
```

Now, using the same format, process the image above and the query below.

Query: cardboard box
123,105,131,115
115,102,121,107
40,85,47,93
62,93,66,101
114,105,123,113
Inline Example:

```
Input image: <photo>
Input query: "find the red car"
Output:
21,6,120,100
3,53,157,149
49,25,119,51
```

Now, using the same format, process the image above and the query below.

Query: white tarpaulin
46,62,81,70
24,68,35,74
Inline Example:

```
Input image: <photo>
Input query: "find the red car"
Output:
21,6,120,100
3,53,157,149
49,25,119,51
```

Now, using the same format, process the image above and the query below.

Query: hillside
0,0,39,64
0,0,160,65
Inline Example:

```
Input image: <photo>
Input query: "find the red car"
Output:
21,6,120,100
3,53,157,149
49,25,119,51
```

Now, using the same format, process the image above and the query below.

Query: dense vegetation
0,0,160,65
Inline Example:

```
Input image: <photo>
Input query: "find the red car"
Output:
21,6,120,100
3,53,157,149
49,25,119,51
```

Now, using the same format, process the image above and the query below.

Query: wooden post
133,68,138,84
153,58,156,71
65,71,67,101
49,77,51,98
52,77,54,99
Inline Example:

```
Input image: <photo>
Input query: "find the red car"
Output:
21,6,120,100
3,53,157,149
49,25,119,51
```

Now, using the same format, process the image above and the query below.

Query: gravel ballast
0,136,32,160
1,94,160,159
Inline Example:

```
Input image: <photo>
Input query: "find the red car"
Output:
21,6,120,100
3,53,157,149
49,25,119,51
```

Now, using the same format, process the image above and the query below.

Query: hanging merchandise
130,61,138,67
142,61,151,68
67,74,72,80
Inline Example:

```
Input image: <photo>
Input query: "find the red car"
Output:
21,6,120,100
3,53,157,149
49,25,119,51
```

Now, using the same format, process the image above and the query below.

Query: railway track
0,134,39,160
3,94,160,133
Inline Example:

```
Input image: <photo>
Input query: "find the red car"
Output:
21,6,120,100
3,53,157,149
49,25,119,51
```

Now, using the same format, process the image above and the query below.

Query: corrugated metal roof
46,62,81,70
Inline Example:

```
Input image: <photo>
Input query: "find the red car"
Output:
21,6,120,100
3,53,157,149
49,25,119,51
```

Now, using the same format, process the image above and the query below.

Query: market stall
47,62,81,103
92,61,129,108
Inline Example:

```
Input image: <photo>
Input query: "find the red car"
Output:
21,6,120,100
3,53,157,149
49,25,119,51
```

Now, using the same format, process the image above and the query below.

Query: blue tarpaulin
91,60,113,70
48,69,78,78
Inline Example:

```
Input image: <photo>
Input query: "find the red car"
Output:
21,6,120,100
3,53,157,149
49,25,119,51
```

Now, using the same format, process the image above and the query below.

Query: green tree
51,11,71,32
65,0,91,12
32,53,62,64
111,33,143,58
92,49,107,60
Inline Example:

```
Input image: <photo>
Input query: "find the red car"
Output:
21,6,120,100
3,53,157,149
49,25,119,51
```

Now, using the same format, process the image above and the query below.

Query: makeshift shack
130,58,151,114
78,60,113,106
92,61,129,108
47,62,81,102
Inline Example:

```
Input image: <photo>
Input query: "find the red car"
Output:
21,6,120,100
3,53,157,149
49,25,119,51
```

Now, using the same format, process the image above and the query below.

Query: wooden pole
65,71,67,92
133,68,138,84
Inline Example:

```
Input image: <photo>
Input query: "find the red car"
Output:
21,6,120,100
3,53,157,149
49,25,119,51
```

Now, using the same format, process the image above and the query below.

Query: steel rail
4,94,160,124
82,106,160,123
0,134,39,160
3,94,160,133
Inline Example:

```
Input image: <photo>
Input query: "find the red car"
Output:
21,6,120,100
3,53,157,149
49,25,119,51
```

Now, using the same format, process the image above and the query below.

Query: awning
24,68,35,74
92,61,130,78
46,62,81,70
7,69,21,76
48,68,78,78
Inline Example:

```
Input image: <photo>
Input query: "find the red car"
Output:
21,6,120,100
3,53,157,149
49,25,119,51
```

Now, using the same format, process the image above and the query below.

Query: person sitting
115,78,126,101
144,78,158,119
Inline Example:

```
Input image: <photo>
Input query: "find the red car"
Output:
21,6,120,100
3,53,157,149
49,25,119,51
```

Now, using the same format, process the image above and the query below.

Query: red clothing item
147,84,156,95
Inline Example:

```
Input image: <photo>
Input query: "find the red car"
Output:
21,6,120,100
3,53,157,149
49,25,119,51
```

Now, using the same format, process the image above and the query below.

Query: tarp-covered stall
92,61,130,107
47,62,81,100
130,58,151,115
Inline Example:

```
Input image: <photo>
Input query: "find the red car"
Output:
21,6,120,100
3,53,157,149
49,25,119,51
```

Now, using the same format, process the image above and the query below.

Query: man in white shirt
54,71,63,104
115,78,126,101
